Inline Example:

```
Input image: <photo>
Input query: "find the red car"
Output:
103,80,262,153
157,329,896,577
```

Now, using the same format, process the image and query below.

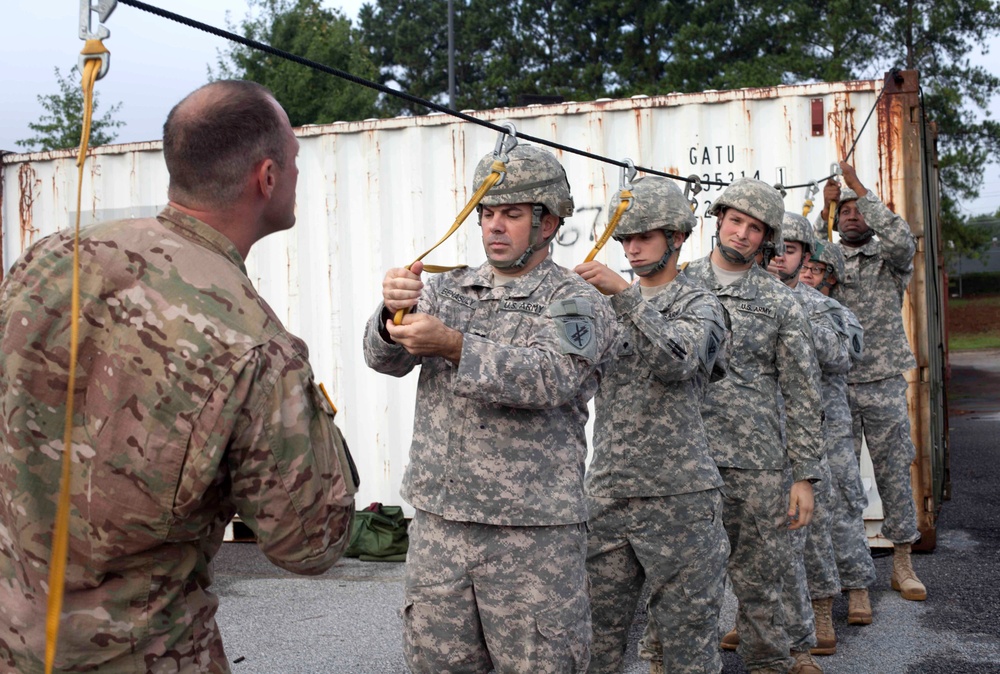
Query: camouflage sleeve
808,300,851,375
842,305,865,362
212,343,357,575
609,284,725,384
362,302,422,378
857,191,916,277
452,294,615,409
777,299,825,482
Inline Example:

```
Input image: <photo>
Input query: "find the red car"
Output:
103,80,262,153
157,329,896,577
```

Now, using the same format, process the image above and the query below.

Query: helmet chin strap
717,242,756,266
487,205,556,270
839,227,874,246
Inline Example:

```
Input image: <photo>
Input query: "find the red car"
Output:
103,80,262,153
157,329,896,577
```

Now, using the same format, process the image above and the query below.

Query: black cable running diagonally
118,0,888,191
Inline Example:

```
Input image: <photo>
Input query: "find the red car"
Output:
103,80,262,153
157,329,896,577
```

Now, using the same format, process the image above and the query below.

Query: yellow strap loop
45,43,106,674
392,161,505,325
583,190,632,263
827,204,836,241
802,198,814,217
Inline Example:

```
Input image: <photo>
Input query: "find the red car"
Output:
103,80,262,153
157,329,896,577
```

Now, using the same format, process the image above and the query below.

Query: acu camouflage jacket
363,258,616,526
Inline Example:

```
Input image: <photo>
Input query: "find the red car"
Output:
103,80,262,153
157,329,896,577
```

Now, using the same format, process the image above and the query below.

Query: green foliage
213,0,379,126
16,66,124,152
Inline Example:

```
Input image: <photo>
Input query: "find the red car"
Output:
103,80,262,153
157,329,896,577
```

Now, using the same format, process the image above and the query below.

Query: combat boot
809,597,836,655
891,543,927,601
720,628,739,651
847,588,873,624
790,649,824,673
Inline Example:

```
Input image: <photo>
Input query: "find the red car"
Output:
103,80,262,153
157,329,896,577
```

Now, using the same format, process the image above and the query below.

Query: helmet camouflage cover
473,144,574,218
812,240,846,282
611,176,696,241
780,211,816,255
707,177,785,234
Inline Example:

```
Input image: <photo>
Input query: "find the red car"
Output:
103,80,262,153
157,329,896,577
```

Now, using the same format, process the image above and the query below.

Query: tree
213,0,379,126
16,66,124,152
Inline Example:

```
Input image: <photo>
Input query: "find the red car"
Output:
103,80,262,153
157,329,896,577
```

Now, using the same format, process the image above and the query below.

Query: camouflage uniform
363,258,615,673
685,257,824,672
586,274,730,674
806,302,875,597
781,281,850,651
827,192,920,545
0,207,358,674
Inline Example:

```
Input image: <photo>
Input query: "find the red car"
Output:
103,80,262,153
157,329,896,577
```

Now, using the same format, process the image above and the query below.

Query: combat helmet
834,186,874,246
474,144,574,269
810,241,846,293
707,178,785,266
775,211,816,281
609,176,696,276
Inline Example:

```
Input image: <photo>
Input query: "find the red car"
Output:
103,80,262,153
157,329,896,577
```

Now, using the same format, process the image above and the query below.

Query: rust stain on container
18,164,39,249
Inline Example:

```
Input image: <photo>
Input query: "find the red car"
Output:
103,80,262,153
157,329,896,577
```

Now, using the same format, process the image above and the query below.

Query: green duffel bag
345,502,409,562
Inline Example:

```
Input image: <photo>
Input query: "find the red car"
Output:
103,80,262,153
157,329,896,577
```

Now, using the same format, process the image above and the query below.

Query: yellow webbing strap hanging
827,205,836,242
392,161,505,325
584,190,632,263
802,182,819,218
45,38,109,674
802,199,813,217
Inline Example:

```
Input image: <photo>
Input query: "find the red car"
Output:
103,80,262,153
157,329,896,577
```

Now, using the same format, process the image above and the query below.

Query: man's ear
541,212,560,240
256,158,277,198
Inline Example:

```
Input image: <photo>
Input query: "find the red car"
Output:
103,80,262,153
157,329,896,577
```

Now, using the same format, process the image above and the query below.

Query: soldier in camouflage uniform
676,178,825,674
800,242,877,627
818,161,925,601
767,213,856,671
0,81,359,674
363,144,616,673
573,177,729,674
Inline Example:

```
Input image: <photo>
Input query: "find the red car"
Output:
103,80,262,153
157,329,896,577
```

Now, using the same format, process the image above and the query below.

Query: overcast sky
6,0,1000,216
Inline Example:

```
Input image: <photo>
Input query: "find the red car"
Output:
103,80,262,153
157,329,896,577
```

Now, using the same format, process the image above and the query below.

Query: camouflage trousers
849,375,920,544
805,432,875,597
402,510,590,674
782,469,817,653
719,468,793,672
587,490,728,674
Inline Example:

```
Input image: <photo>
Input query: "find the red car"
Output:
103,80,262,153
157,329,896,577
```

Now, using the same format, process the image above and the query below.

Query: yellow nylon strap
583,190,632,263
392,161,505,325
318,382,338,415
44,41,107,674
827,205,836,241
802,198,814,217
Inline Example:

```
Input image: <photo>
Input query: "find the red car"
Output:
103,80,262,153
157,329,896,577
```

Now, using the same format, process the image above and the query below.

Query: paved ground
213,349,1000,673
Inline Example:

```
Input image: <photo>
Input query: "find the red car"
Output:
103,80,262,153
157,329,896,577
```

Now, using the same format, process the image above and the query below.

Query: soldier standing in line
573,177,730,674
817,161,926,601
0,81,359,673
364,144,616,674
765,213,855,672
799,242,878,626
678,178,825,674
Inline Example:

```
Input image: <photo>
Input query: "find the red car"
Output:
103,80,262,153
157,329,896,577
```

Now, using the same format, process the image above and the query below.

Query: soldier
818,161,926,600
573,177,729,674
673,178,825,674
0,81,359,673
767,214,854,670
364,144,616,673
799,242,878,627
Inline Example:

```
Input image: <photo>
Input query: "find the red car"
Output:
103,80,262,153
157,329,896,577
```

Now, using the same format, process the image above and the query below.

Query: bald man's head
163,80,291,209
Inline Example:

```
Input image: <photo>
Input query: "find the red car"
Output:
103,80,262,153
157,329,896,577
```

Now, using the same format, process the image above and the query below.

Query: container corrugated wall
0,74,946,545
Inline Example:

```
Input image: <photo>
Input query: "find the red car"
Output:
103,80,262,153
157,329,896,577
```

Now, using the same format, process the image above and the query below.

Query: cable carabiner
802,181,820,217
620,158,637,192
684,175,703,213
493,122,518,161
79,0,116,79
830,162,842,177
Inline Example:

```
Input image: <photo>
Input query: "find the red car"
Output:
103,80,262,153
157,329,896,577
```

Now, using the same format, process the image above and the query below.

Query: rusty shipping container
0,70,948,549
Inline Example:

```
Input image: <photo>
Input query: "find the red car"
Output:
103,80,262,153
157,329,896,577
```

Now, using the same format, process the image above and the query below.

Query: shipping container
0,69,948,549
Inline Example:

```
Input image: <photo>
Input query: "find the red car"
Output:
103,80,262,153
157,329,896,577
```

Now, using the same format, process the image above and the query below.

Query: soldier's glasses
801,263,828,275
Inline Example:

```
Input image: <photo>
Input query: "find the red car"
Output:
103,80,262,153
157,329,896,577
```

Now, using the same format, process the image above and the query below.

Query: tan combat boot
720,627,739,651
809,597,837,655
790,649,824,674
847,588,873,624
891,543,927,600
